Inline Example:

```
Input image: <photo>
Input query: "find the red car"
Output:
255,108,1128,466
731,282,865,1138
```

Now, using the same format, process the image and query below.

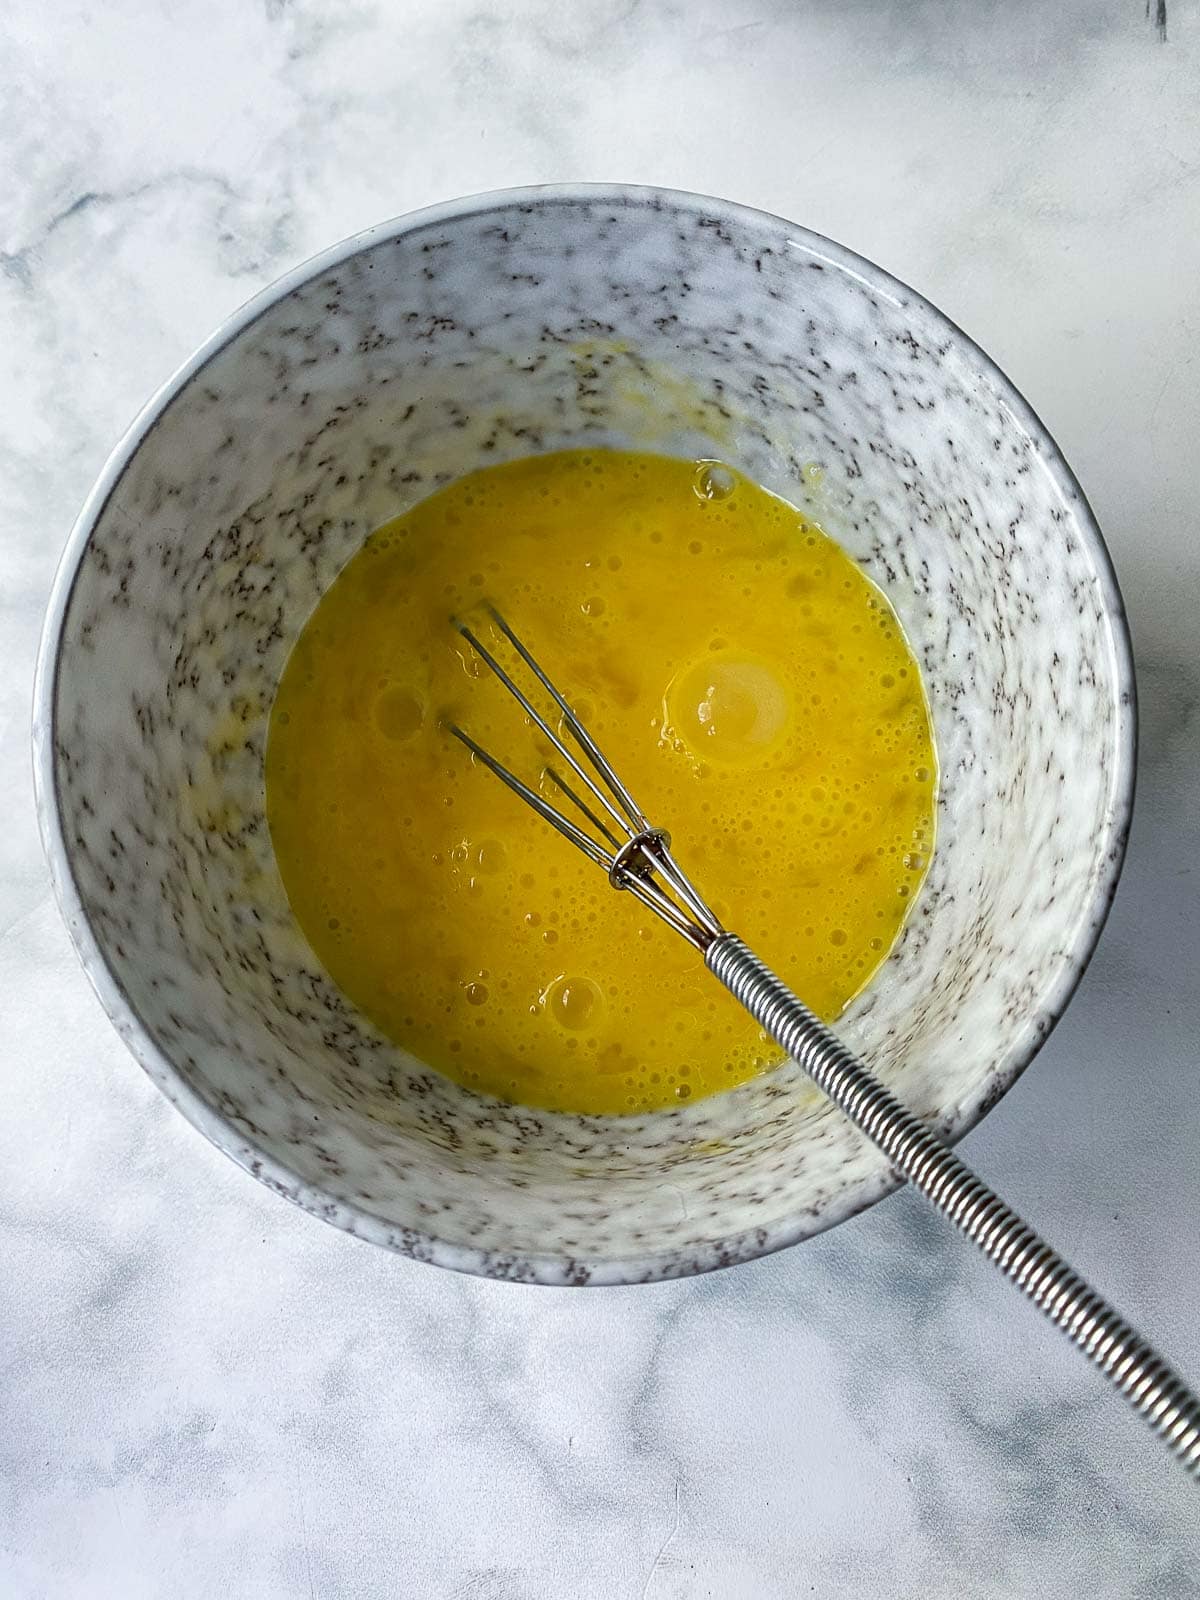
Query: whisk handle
706,932,1200,1479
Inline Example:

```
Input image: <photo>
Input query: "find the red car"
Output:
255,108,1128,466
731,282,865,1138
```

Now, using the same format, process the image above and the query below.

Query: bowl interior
39,190,1132,1282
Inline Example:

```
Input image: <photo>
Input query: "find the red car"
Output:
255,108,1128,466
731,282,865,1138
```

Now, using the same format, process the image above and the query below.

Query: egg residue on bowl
265,450,936,1115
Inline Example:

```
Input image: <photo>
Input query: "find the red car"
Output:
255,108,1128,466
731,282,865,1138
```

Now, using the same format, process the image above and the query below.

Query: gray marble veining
2,0,1199,1594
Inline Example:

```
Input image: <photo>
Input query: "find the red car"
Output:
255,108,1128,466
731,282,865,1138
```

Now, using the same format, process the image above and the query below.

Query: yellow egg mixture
266,450,936,1116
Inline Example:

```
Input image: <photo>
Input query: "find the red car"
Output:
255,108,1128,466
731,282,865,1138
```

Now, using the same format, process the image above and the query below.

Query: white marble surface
2,0,1199,1592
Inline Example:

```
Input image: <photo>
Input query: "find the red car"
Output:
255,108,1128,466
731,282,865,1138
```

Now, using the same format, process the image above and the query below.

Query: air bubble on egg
543,975,603,1031
692,460,736,502
475,839,506,873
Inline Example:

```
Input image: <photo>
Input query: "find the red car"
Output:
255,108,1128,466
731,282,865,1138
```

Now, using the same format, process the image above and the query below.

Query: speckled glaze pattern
33,187,1135,1285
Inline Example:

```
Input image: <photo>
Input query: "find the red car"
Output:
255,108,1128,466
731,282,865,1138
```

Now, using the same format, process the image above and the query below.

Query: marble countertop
3,1,1199,1593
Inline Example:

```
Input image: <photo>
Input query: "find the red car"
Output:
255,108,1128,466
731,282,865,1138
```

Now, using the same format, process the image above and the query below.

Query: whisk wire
651,842,725,939
445,723,611,870
455,621,634,844
543,767,622,852
448,609,722,950
485,605,649,833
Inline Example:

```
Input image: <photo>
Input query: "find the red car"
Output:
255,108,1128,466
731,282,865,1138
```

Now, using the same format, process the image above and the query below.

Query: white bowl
33,186,1135,1284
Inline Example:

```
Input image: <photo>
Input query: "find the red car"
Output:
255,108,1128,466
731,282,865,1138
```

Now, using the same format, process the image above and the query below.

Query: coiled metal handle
707,933,1200,1479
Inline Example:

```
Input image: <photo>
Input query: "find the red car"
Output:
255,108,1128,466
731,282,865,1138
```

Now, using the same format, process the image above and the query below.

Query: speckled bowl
33,186,1134,1284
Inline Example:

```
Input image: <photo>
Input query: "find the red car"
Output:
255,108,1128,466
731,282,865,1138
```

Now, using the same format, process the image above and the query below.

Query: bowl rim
32,182,1137,1286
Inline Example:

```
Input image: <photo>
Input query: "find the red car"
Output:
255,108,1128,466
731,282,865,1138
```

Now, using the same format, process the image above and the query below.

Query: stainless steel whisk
449,605,1200,1480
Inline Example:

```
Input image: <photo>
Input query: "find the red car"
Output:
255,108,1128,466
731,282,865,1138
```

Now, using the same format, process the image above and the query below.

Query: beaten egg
266,450,936,1115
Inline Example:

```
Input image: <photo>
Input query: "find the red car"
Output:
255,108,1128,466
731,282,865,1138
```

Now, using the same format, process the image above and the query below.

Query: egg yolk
265,449,937,1116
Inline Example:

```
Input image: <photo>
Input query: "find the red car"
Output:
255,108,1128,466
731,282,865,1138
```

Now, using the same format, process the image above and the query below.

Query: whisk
448,605,1200,1479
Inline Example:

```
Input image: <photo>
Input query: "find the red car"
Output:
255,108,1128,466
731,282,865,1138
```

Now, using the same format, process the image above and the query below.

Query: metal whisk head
446,606,725,951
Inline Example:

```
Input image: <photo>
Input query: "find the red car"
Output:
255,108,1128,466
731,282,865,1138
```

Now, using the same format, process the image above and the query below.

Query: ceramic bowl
33,186,1135,1284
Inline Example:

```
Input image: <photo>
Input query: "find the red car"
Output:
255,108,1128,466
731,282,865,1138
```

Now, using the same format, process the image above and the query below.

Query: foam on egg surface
266,449,937,1116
